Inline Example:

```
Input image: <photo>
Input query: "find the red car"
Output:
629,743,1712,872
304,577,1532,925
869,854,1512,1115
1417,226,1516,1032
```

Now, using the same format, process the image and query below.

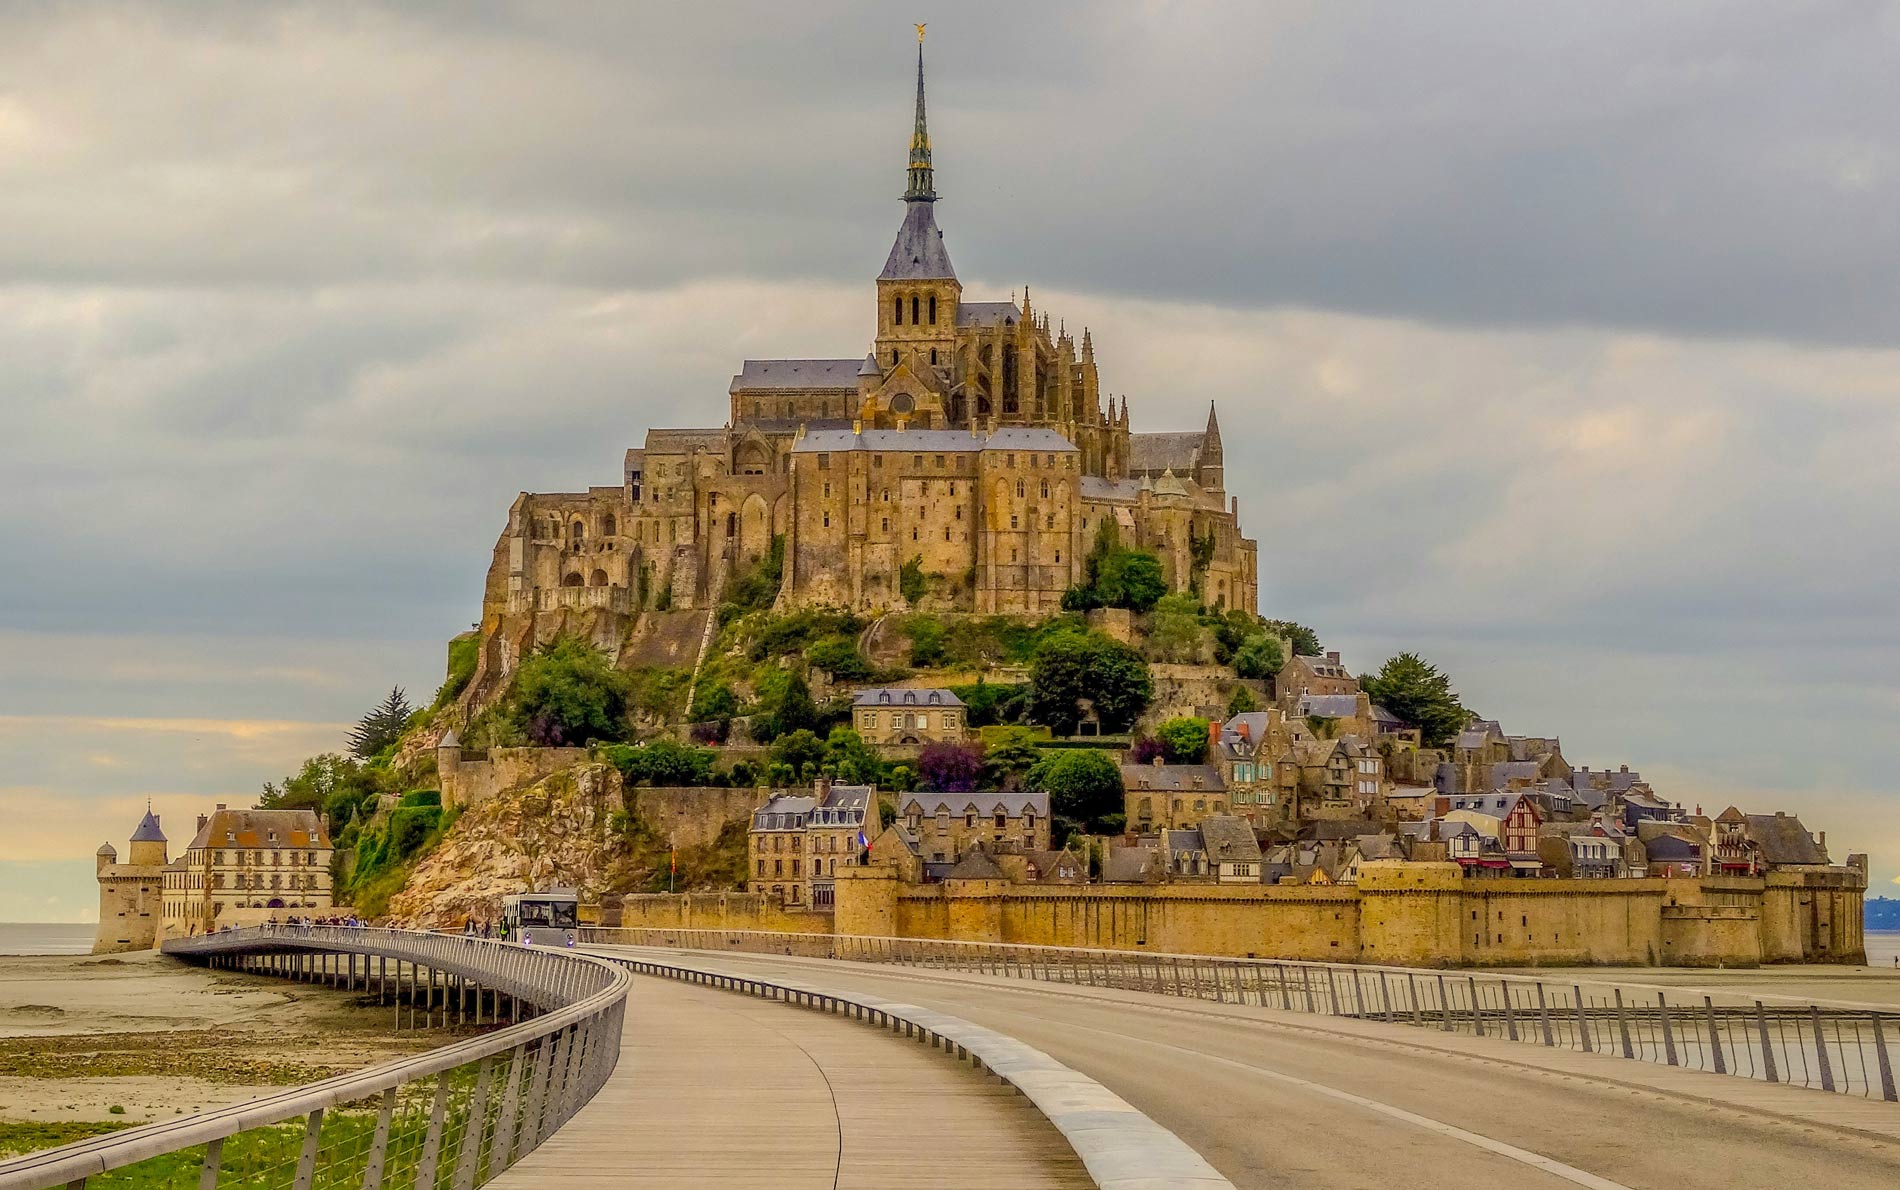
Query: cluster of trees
1027,628,1153,734
1361,652,1471,748
1061,521,1168,613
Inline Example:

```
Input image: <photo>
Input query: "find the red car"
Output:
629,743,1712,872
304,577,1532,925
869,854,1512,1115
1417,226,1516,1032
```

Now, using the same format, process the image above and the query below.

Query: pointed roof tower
880,28,956,281
130,804,166,843
1203,402,1223,460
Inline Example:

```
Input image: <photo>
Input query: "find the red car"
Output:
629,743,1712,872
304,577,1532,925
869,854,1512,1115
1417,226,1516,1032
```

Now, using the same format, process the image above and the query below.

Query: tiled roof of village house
186,809,330,852
1128,431,1203,473
1120,763,1225,792
1743,813,1829,865
1297,693,1361,718
900,791,1049,817
1219,712,1274,746
946,848,1005,880
1165,829,1205,854
752,793,816,830
852,687,964,707
791,427,1076,453
1198,815,1262,864
730,359,866,391
1102,844,1160,883
956,301,1020,327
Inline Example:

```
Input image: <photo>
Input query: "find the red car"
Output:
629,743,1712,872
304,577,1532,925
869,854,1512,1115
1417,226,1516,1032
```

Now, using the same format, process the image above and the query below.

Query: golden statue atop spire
916,23,926,43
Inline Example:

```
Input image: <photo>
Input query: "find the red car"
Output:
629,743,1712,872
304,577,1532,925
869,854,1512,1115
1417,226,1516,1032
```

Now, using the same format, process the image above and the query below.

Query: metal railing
0,927,630,1190
585,926,1900,1103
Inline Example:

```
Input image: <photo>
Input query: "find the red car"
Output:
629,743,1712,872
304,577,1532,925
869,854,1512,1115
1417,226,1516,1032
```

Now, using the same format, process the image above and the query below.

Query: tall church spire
906,26,936,202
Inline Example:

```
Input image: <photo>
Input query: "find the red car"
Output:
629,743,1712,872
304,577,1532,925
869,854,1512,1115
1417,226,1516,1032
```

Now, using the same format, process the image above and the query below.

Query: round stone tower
92,808,169,954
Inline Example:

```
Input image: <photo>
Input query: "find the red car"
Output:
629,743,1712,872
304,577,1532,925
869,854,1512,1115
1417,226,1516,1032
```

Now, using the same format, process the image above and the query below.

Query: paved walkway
490,971,1090,1189
608,947,1900,1190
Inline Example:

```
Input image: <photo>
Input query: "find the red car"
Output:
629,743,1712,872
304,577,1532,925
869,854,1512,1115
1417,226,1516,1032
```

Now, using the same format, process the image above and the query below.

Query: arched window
570,520,585,549
562,572,584,587
930,348,937,365
602,513,616,537
1040,481,1049,499
928,294,937,324
911,294,920,324
893,294,903,325
590,569,608,587
1016,479,1025,498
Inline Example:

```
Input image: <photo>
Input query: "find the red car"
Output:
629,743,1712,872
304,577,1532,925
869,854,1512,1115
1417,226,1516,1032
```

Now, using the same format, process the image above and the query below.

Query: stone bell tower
872,27,960,396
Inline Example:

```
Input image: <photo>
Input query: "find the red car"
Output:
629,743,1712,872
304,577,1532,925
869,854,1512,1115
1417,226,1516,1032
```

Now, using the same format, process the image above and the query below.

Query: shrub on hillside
510,637,632,746
1029,749,1124,833
1028,629,1152,735
1157,716,1211,765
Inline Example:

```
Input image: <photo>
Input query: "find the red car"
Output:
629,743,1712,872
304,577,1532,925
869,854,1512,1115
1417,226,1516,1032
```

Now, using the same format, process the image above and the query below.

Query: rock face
389,763,623,928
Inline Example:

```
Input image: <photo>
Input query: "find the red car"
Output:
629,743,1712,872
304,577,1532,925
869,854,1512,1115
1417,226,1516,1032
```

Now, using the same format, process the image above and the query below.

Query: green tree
982,726,1043,790
899,555,928,604
1232,634,1285,680
1261,619,1322,657
1030,749,1124,832
1362,652,1468,748
1028,630,1153,735
1096,549,1167,613
261,753,372,815
807,635,871,681
605,739,715,787
771,729,827,779
510,637,631,746
1226,685,1261,716
1157,716,1211,764
690,680,738,723
907,618,948,668
347,687,414,759
1146,592,1208,663
824,726,884,785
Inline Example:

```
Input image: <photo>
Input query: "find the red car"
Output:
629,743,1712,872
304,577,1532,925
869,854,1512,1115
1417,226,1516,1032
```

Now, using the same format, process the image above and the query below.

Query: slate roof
1101,844,1160,883
1166,829,1205,854
1120,764,1225,793
1220,712,1274,746
880,201,957,281
730,359,865,391
186,809,330,852
1128,431,1204,474
644,428,729,454
946,848,1005,880
752,793,816,830
1079,476,1142,503
1298,694,1361,719
1198,815,1262,864
1024,848,1087,882
852,687,964,708
790,427,1077,454
900,791,1050,818
1369,704,1406,729
956,301,1019,328
130,809,166,843
1743,813,1829,865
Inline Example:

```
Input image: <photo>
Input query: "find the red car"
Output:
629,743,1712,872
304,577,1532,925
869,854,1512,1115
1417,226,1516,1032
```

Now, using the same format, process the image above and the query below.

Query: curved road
595,946,1900,1190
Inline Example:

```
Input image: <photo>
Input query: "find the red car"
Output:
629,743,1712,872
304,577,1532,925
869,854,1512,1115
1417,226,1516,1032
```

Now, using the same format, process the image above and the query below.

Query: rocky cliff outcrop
389,763,623,928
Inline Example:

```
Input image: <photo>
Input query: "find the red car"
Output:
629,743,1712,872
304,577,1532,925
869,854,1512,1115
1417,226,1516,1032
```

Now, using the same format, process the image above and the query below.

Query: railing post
1613,989,1634,1059
1536,982,1554,1047
1658,993,1678,1065
1501,981,1518,1042
1438,975,1454,1032
292,1107,323,1190
362,1086,397,1190
452,1057,495,1190
1873,1014,1896,1102
1576,986,1594,1053
1406,973,1422,1026
197,1136,223,1190
414,1075,454,1190
1704,996,1725,1074
1756,1002,1778,1084
1468,978,1485,1038
1811,1006,1836,1093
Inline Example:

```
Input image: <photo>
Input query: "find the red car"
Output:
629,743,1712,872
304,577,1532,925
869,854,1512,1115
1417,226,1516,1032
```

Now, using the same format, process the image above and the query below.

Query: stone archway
739,493,771,562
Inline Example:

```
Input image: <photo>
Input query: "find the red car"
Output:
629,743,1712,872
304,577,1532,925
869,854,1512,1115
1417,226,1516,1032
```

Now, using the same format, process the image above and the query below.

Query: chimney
1819,830,1827,850
196,813,209,832
814,776,831,802
1152,755,1165,768
1326,651,1341,665
1619,765,1628,774
215,803,227,811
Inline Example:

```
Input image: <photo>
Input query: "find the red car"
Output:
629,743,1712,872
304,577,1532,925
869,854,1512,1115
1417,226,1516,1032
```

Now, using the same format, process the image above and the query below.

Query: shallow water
0,922,97,956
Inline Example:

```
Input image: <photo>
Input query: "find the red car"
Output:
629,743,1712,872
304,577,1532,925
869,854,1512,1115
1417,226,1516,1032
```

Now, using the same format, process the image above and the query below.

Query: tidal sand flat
0,950,451,1156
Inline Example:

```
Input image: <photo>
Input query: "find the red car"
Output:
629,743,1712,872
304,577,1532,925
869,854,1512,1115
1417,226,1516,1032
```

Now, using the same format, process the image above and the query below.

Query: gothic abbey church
474,42,1258,681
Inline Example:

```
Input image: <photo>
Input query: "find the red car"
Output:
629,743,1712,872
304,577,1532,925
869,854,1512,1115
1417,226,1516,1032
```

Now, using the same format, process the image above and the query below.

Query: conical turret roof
130,807,166,843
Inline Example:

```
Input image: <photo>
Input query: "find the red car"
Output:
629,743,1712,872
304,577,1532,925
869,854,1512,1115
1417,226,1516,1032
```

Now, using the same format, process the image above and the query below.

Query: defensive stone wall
623,785,762,849
606,890,831,934
439,745,589,809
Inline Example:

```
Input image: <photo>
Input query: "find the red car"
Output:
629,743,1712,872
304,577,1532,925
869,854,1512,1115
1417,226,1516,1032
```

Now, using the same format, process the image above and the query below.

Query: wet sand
0,950,448,1145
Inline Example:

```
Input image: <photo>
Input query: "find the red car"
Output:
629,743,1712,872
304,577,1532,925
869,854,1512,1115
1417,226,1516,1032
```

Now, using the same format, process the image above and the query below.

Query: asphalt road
598,946,1900,1190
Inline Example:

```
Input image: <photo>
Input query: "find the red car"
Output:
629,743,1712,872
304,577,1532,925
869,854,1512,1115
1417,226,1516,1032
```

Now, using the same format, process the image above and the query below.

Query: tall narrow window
893,294,903,324
928,295,937,324
911,294,920,324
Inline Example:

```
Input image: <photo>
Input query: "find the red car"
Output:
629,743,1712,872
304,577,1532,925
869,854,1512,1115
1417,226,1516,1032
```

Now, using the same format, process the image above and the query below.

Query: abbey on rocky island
479,40,1257,648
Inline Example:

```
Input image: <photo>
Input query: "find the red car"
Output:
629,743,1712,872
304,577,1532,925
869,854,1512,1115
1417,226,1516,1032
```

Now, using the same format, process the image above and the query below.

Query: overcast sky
4,2,1898,923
